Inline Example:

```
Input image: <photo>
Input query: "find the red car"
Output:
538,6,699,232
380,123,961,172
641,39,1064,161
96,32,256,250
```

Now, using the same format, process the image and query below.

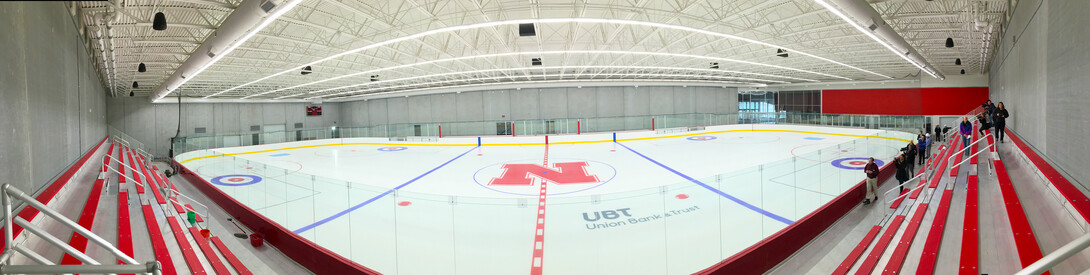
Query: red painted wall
822,87,988,115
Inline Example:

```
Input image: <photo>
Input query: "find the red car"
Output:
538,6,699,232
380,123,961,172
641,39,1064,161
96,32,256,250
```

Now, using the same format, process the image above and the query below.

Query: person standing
917,136,928,165
864,157,880,205
925,133,933,160
934,124,943,142
905,141,917,172
895,155,910,193
994,102,1010,142
983,100,997,118
960,117,973,156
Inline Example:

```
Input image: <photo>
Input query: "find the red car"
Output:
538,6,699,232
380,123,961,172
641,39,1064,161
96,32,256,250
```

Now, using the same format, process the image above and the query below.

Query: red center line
530,144,549,275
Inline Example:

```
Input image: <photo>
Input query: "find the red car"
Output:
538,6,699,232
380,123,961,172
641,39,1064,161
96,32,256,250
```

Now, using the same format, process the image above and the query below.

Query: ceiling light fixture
945,37,955,48
813,0,941,79
157,0,304,100
246,50,820,100
955,58,962,65
217,18,887,99
297,69,774,100
138,63,146,72
152,12,167,31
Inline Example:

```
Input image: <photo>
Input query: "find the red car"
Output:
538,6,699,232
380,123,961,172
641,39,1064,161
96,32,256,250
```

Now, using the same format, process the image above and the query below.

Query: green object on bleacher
187,210,197,226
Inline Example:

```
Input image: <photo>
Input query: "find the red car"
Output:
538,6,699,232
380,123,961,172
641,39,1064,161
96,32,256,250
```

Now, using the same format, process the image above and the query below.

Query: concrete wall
339,86,738,126
0,2,108,193
107,98,342,157
989,0,1090,186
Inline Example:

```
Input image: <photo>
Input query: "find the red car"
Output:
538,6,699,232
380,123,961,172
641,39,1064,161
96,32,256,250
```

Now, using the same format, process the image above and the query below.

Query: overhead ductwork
818,0,945,80
149,0,292,102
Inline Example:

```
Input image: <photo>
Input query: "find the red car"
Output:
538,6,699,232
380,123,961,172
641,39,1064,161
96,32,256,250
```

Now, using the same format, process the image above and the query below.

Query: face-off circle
377,146,408,152
686,136,718,141
211,175,263,186
831,158,884,170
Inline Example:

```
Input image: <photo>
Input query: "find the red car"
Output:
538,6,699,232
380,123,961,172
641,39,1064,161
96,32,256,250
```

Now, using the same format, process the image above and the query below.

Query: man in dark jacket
983,100,997,118
864,157,880,204
894,155,910,193
905,141,917,172
934,124,943,142
960,117,973,156
994,102,1010,142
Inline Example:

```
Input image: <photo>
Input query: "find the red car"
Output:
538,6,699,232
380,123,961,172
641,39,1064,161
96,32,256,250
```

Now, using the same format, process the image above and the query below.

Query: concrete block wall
988,0,1090,188
106,98,341,157
339,86,739,126
0,2,109,193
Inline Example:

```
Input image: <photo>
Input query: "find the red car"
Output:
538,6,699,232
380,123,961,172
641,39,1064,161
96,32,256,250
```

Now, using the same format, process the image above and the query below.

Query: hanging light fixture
132,81,139,89
153,12,167,30
129,91,135,97
955,58,962,65
301,65,312,75
945,37,954,48
960,69,966,74
138,63,147,72
776,49,789,58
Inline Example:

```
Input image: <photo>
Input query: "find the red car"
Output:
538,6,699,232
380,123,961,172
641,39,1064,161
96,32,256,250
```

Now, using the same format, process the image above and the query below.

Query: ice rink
176,124,913,274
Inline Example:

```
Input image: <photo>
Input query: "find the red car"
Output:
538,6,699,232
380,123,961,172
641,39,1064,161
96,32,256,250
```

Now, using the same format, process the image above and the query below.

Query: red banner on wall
821,87,988,115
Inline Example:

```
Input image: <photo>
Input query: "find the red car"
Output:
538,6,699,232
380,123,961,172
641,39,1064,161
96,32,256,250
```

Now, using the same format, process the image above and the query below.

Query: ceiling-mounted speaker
960,69,966,74
132,81,138,89
945,37,954,48
152,12,167,31
301,65,312,75
531,58,542,66
710,62,719,69
955,58,962,65
138,63,147,72
776,49,788,58
370,75,379,82
519,23,536,37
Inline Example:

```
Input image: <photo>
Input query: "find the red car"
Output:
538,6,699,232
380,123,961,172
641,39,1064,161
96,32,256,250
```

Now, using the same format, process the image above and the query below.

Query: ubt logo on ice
473,159,616,196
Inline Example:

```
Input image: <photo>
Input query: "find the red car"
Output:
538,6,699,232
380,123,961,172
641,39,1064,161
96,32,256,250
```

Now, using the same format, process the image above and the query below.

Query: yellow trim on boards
178,129,911,164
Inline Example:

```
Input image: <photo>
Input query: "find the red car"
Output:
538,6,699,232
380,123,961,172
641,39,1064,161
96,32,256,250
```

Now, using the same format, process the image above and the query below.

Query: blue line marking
293,146,479,234
615,142,794,225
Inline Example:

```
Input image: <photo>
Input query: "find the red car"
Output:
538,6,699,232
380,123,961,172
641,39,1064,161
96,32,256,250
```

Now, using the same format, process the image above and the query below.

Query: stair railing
0,184,161,274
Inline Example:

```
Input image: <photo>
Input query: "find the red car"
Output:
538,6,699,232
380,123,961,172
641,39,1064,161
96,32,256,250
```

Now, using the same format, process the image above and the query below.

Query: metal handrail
883,173,926,196
950,146,996,170
1016,231,1090,275
886,176,932,205
947,134,993,164
0,184,161,274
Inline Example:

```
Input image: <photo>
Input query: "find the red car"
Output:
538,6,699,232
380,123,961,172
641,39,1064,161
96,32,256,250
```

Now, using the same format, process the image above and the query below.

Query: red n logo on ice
488,161,599,186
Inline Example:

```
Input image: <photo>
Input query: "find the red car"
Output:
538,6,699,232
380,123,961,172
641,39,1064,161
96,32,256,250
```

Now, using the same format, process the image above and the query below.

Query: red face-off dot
397,201,412,206
849,161,866,165
675,194,689,199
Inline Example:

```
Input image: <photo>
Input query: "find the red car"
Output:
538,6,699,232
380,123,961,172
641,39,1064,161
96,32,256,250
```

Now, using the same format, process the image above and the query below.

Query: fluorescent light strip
258,51,812,99
321,76,757,101
287,65,789,100
213,18,876,99
307,72,760,101
165,0,304,97
812,0,940,79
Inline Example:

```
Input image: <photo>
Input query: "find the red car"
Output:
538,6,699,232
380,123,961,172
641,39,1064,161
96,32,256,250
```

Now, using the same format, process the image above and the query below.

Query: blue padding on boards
478,137,482,146
613,133,616,142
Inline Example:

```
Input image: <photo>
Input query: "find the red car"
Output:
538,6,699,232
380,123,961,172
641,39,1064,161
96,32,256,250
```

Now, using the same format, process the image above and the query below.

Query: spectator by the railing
977,112,992,136
934,125,943,142
905,141,917,172
960,117,973,156
994,102,1009,143
925,134,933,160
982,100,997,118
894,154,910,193
863,157,880,205
916,136,928,165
